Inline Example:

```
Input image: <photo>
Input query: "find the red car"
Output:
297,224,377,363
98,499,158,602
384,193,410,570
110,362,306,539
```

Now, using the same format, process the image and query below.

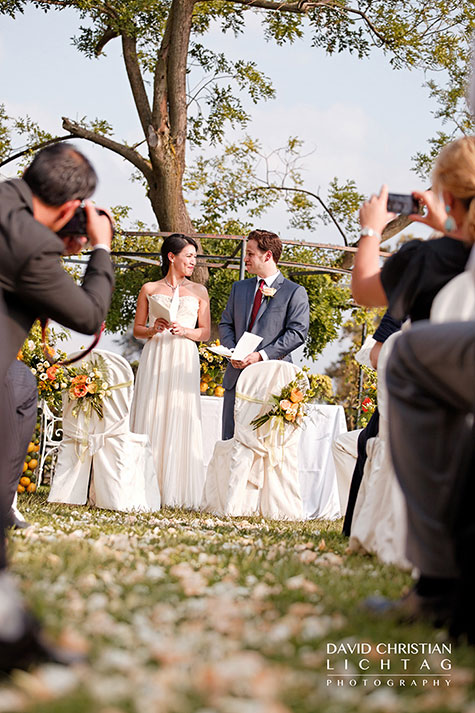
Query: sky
0,5,446,368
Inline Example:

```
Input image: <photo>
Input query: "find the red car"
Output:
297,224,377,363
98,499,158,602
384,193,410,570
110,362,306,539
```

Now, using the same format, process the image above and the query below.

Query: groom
219,229,310,440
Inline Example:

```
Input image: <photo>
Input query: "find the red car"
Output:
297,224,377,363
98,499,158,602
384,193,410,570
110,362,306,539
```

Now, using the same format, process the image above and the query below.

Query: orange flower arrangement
251,371,309,430
67,355,111,419
290,388,304,403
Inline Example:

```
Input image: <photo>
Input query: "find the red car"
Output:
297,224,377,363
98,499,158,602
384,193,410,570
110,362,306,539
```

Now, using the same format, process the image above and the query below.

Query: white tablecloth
200,396,347,520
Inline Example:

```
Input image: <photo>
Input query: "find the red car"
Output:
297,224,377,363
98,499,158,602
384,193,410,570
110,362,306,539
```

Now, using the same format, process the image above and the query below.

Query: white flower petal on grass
35,664,81,697
0,688,28,712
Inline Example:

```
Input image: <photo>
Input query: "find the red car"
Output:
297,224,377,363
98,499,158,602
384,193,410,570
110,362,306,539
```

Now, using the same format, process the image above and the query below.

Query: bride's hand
170,321,187,336
153,318,169,334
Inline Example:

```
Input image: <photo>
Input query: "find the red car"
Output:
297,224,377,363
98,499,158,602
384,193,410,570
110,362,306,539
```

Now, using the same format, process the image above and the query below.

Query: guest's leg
342,409,380,535
386,321,475,578
5,363,37,521
222,387,236,440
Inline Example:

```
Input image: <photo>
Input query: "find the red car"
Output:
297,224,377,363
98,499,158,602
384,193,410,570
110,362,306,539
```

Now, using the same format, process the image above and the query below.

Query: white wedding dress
130,294,205,509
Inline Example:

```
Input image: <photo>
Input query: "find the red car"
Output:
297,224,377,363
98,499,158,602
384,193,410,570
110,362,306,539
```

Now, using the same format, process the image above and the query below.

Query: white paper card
169,287,179,322
208,331,263,360
147,293,179,324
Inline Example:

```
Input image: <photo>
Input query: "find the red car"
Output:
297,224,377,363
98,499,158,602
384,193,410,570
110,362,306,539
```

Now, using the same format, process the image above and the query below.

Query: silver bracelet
360,227,382,240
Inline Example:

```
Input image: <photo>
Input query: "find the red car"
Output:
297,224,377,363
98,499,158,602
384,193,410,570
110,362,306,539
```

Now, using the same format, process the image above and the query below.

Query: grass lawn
1,490,474,713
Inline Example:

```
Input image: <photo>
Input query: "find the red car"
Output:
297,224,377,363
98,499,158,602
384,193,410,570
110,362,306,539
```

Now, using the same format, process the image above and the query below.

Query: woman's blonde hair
432,135,475,243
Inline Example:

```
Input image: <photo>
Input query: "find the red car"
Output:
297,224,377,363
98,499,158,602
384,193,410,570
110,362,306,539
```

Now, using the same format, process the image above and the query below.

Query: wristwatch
360,227,382,240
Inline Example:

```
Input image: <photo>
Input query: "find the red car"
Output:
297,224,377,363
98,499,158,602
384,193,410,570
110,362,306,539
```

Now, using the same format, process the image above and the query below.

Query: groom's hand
242,351,262,366
231,352,262,369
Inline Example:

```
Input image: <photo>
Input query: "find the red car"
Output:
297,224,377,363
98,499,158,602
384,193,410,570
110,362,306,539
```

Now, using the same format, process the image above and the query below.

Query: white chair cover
201,361,307,520
331,428,361,514
431,245,475,322
48,349,160,512
349,332,411,570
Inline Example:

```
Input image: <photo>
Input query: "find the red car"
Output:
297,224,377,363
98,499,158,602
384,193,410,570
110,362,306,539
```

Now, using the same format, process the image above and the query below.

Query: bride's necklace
164,277,186,291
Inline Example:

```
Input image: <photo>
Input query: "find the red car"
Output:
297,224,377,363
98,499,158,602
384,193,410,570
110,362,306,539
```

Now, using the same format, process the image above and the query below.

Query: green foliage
302,369,334,403
0,104,55,170
324,178,365,243
185,135,351,237
326,306,386,430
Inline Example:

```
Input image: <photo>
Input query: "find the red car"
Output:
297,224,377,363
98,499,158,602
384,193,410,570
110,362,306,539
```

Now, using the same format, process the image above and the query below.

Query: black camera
386,193,420,216
56,206,110,239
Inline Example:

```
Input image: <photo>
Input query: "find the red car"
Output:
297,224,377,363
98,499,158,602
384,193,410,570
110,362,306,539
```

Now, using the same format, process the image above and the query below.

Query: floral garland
17,322,70,413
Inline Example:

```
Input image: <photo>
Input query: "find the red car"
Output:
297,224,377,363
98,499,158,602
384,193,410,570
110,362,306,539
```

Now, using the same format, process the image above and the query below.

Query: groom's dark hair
247,229,282,264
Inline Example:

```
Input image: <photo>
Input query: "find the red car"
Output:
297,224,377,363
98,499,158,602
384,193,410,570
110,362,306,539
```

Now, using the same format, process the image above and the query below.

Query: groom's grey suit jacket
219,273,310,390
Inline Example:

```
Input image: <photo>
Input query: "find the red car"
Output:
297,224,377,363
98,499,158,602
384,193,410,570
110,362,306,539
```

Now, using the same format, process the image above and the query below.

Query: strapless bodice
147,293,199,329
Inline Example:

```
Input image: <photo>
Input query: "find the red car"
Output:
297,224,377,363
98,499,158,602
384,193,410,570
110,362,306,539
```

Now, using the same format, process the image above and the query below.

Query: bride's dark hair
161,234,199,277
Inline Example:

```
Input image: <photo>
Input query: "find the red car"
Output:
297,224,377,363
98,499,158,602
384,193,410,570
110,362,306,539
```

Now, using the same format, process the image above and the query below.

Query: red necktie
248,279,264,330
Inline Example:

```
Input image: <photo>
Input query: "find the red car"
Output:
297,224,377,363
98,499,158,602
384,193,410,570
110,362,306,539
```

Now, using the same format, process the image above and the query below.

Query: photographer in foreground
0,142,114,671
351,135,475,632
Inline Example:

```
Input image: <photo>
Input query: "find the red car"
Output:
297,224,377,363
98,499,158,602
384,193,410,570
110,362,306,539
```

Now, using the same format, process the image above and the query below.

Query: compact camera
56,206,110,239
386,193,420,216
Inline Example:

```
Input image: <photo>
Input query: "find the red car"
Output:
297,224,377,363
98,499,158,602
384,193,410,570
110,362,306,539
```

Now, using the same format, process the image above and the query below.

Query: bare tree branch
61,117,153,182
121,32,153,137
152,1,174,129
212,183,349,245
219,0,387,43
166,0,195,148
94,26,120,56
0,134,73,169
381,214,413,242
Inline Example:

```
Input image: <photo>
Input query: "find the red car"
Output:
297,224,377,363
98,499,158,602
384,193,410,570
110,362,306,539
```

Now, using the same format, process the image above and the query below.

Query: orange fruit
214,386,225,397
200,381,209,393
28,459,38,470
20,476,31,487
17,484,25,494
202,374,212,383
22,462,28,473
27,442,35,453
27,483,37,493
34,444,40,452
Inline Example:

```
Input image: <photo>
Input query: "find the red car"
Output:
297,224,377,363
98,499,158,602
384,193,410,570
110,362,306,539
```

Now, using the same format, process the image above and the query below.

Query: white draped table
200,396,347,520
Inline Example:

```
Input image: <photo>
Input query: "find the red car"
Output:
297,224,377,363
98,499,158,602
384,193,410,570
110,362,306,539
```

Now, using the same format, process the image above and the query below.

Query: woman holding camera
352,138,474,320
130,234,210,509
348,136,474,569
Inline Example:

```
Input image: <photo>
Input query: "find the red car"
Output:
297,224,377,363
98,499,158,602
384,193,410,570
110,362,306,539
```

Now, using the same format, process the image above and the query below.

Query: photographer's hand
352,184,393,307
410,190,447,233
62,235,88,256
85,202,113,249
359,184,395,236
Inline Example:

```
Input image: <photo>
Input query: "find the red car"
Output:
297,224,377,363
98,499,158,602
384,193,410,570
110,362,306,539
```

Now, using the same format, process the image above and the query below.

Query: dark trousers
5,362,37,518
342,409,380,536
386,320,475,578
222,386,236,440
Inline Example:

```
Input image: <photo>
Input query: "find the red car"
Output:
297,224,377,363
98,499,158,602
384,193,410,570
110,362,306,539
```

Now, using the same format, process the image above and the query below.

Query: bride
130,234,210,508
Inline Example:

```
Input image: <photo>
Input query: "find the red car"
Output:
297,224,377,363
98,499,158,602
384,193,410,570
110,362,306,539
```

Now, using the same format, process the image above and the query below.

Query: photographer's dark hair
161,234,198,277
23,143,97,206
247,229,282,264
